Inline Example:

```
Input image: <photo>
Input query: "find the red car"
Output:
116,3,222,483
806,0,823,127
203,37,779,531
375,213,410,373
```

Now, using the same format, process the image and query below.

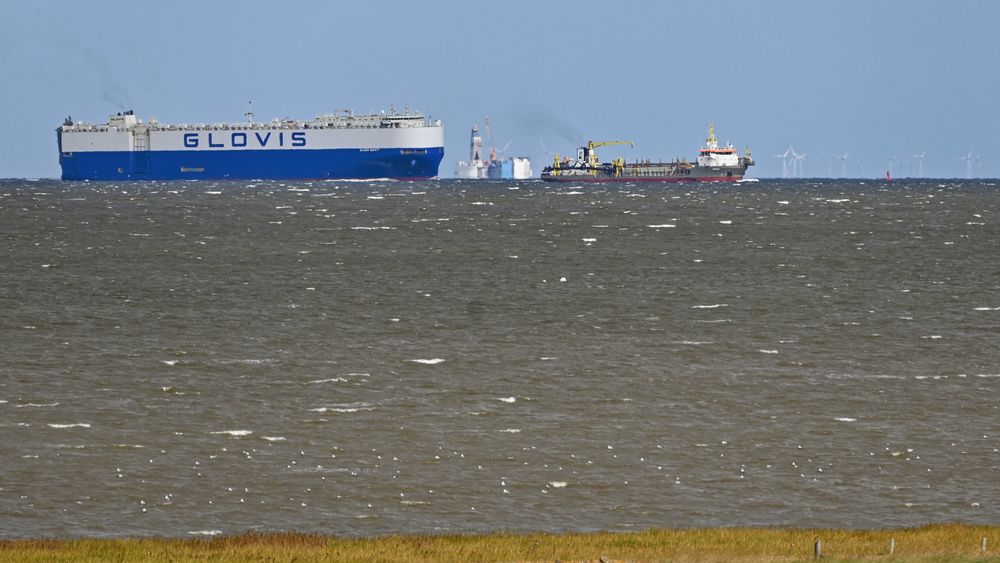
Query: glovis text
183,131,306,148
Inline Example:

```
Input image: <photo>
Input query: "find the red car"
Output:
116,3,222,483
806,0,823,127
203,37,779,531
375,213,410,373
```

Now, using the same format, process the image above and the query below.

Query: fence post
814,537,821,560
983,537,988,553
889,537,895,555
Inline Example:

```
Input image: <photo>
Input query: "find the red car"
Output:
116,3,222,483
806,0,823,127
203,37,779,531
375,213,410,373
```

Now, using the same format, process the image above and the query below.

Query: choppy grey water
1,178,998,538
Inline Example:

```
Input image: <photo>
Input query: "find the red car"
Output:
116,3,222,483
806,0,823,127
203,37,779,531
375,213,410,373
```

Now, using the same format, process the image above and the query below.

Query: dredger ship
541,125,753,183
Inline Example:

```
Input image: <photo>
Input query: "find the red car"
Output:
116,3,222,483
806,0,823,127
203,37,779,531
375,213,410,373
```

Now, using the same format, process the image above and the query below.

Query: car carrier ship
540,124,753,183
56,108,444,181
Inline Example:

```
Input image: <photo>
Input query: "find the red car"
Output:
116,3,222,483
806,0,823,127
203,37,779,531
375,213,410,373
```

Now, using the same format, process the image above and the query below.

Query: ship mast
705,123,718,149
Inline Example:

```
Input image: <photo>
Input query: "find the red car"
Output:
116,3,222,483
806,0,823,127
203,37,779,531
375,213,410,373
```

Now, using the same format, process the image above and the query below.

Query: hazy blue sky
2,0,998,178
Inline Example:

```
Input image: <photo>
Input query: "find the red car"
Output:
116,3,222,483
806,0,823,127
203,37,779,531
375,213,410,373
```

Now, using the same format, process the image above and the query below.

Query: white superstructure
60,109,444,154
695,124,740,168
509,157,532,179
454,124,489,179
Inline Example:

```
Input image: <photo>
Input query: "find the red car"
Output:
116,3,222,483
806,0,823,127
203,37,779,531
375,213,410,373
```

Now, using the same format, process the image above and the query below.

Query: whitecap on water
187,530,223,536
310,403,376,413
499,428,521,433
408,358,445,365
548,481,568,488
973,307,999,311
16,402,60,408
834,417,857,422
308,377,348,384
497,397,516,403
262,436,287,442
647,224,676,228
209,430,253,436
758,349,779,354
215,358,277,365
691,304,728,309
47,423,90,428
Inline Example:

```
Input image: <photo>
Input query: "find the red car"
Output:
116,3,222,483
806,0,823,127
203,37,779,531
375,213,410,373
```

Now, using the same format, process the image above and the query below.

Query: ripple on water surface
0,179,998,537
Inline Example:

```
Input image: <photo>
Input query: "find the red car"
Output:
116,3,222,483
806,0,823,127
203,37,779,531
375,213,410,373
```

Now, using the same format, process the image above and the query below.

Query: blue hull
59,147,444,181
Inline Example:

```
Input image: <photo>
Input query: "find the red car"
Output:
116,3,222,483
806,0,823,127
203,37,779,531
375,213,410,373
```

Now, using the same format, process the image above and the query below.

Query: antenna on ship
245,101,254,125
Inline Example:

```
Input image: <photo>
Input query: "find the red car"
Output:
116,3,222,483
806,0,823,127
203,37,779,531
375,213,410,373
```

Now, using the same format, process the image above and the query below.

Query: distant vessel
488,156,532,180
541,124,753,183
454,124,489,179
57,108,444,181
455,118,532,180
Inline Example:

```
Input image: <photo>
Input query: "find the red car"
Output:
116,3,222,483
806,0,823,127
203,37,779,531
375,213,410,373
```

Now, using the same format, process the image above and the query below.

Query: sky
1,0,998,179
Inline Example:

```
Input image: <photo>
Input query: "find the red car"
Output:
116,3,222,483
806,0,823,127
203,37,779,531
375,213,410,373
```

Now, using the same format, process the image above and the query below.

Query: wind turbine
539,138,562,167
959,148,974,178
911,150,926,177
773,147,792,178
833,151,850,178
791,148,807,178
539,138,552,156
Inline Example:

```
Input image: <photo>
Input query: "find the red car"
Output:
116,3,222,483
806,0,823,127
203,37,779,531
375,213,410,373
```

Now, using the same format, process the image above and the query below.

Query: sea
1,178,998,538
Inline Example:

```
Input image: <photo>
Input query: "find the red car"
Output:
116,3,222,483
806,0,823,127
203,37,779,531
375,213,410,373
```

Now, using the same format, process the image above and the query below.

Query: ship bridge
697,123,740,167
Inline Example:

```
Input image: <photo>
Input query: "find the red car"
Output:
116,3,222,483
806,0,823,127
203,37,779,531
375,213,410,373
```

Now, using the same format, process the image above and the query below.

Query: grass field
1,524,998,562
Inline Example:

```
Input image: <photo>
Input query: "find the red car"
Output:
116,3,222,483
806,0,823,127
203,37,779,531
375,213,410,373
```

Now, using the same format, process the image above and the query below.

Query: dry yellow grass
1,524,998,562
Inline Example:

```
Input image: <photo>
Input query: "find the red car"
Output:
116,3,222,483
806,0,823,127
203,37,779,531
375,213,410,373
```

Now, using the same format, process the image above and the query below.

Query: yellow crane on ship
585,140,634,176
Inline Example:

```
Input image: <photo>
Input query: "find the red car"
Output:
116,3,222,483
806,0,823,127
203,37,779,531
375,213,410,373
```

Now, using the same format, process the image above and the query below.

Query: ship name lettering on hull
183,131,306,148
